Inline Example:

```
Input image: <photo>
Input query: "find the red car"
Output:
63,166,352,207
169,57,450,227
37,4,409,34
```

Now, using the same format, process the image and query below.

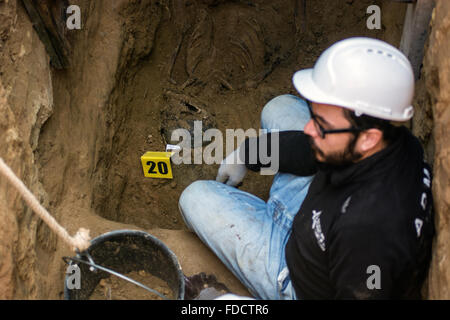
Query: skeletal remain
166,2,288,91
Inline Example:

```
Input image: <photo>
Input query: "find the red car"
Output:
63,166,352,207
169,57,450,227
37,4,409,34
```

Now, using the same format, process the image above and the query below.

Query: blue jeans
179,95,313,300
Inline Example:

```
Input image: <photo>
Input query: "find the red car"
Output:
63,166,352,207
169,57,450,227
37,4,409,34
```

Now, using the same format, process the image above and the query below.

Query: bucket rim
64,229,185,300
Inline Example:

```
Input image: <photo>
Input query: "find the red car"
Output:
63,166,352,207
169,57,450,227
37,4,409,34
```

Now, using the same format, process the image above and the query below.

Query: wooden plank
399,0,436,79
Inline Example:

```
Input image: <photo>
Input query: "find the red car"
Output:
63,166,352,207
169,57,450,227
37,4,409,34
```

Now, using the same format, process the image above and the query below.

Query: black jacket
243,126,434,299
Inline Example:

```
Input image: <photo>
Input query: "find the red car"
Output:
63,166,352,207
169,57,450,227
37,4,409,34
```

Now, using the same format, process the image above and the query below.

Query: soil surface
89,270,173,300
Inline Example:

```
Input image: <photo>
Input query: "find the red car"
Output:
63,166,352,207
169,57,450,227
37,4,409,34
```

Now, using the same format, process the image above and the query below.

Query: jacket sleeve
240,130,317,176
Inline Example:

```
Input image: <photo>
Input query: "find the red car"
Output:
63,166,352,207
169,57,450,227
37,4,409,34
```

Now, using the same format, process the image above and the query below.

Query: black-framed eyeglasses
306,100,361,139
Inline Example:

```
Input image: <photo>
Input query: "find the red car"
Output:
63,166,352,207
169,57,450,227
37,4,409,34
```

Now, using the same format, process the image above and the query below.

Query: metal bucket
64,230,185,300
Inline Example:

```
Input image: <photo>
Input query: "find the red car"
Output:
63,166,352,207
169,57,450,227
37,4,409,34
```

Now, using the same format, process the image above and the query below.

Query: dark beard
309,134,363,167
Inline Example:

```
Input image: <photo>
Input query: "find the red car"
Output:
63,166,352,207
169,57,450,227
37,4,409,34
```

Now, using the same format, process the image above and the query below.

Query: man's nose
304,119,318,138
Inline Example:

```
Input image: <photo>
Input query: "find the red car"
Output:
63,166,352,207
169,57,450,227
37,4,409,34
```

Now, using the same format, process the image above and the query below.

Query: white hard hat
293,37,415,121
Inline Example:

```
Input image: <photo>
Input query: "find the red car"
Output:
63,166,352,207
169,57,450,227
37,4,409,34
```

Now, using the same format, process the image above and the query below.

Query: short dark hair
342,109,398,144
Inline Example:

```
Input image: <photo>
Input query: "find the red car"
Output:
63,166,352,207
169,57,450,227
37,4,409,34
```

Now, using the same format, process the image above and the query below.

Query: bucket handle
63,253,170,300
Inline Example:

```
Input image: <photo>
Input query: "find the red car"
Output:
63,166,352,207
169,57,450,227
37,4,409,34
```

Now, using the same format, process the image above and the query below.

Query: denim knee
261,94,310,131
261,94,300,122
179,180,209,230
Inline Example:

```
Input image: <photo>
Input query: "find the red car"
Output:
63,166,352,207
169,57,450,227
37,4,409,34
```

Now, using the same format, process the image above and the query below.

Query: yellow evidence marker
141,151,174,179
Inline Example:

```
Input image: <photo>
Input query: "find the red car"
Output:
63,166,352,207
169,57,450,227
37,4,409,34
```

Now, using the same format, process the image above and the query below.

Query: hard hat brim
292,69,346,108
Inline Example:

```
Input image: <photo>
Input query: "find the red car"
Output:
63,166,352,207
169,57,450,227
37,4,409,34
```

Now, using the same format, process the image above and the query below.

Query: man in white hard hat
179,37,434,299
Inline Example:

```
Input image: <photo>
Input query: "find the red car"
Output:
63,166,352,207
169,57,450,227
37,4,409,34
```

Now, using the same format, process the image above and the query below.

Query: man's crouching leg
179,180,290,299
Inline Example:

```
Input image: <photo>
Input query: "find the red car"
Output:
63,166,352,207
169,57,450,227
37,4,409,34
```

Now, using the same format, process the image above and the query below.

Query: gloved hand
216,146,247,187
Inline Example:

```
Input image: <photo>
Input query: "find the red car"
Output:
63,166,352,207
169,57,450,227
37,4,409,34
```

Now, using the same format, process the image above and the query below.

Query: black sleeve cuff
241,130,317,176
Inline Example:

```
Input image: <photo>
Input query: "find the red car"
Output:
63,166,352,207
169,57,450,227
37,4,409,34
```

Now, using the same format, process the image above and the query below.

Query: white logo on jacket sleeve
423,168,431,188
415,218,423,237
341,196,352,214
420,192,427,210
312,210,326,251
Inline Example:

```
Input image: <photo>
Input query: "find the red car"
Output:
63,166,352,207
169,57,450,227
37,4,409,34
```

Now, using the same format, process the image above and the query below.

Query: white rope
0,158,91,252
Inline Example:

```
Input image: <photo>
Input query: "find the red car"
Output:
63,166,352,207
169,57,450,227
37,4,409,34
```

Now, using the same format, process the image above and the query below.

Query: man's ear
358,128,384,153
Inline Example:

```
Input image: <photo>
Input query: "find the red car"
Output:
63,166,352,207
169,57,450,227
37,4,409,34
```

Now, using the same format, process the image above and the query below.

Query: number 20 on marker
141,152,174,179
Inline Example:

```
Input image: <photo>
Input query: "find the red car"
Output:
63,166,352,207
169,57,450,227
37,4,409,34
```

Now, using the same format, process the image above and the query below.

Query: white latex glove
216,146,248,187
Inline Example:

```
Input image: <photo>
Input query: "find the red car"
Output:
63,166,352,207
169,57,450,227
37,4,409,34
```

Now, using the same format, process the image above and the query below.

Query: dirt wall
0,0,54,299
422,0,450,300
